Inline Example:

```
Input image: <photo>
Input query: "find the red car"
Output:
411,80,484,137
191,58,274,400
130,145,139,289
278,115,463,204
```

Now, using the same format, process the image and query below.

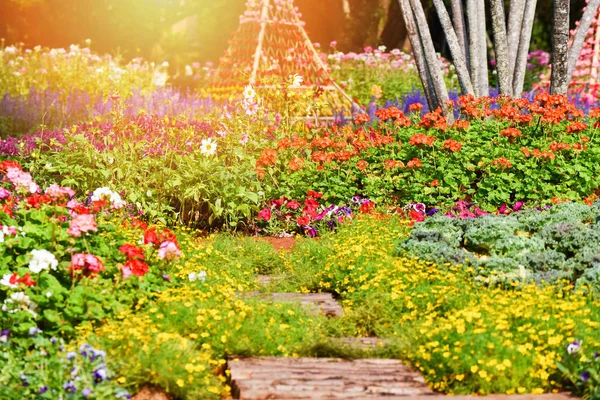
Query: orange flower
521,147,531,157
255,168,265,180
451,120,470,131
357,160,369,170
287,157,305,171
256,148,278,168
409,133,435,147
408,103,423,112
354,114,370,125
430,179,439,187
406,158,422,168
490,157,512,169
442,139,462,152
500,127,522,139
566,122,587,133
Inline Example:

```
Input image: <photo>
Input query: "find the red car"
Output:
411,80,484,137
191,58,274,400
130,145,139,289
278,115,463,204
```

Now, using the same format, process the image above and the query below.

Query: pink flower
121,265,132,279
44,184,75,202
5,167,39,193
0,188,11,199
67,214,97,237
70,253,105,278
157,241,181,261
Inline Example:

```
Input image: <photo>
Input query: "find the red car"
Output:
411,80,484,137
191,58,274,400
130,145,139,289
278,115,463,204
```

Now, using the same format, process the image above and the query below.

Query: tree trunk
513,0,537,95
567,0,600,85
466,0,481,96
450,0,469,65
380,0,408,50
489,0,512,95
433,0,474,94
550,0,570,94
408,0,453,121
507,0,526,80
477,0,489,96
397,0,439,110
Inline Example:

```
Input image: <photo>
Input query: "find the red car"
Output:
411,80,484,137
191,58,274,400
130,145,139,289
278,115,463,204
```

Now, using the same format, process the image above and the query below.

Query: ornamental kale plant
398,201,600,291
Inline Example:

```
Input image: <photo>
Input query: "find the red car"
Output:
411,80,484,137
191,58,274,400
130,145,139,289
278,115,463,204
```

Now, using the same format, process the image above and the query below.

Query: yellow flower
176,379,185,387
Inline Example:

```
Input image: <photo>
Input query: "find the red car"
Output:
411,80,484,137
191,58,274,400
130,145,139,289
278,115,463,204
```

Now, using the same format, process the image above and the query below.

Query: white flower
2,292,37,317
200,139,217,156
0,273,17,288
243,85,255,100
567,340,582,354
46,292,52,298
91,187,126,209
185,65,193,76
289,73,303,88
188,271,206,283
28,249,58,274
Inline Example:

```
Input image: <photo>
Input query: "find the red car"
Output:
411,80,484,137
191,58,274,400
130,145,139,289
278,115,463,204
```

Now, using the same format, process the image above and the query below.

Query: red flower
357,160,369,170
287,157,305,171
144,227,159,245
91,199,108,213
409,133,435,147
442,139,462,152
297,216,310,226
26,194,52,209
360,201,375,213
430,180,439,187
18,273,36,287
125,259,149,277
0,160,22,174
119,244,145,260
257,208,271,221
566,122,587,134
285,201,301,210
306,190,323,199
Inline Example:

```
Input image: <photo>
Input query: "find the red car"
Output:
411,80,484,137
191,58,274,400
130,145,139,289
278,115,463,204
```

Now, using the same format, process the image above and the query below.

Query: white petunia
289,73,303,88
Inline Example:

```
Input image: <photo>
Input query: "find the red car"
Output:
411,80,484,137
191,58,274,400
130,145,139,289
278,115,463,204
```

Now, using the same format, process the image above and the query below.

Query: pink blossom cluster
44,184,75,202
67,214,98,237
4,167,39,193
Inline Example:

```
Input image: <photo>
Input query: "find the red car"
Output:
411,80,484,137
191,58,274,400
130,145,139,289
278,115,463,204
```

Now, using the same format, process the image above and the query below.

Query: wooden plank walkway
228,357,434,399
242,292,344,317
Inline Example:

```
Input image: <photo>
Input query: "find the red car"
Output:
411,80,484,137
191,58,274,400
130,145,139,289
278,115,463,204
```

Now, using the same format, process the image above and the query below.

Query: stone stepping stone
228,357,433,399
243,292,344,317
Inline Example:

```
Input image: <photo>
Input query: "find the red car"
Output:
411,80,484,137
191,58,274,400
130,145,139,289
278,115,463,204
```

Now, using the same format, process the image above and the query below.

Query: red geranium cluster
119,244,149,278
409,133,435,147
4,272,36,287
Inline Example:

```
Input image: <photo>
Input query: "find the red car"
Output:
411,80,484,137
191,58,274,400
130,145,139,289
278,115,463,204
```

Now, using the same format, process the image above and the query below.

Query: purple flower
29,327,42,336
426,208,439,217
594,352,599,359
513,201,524,212
63,380,77,393
162,274,172,282
304,226,318,238
0,329,9,343
116,391,131,399
66,351,77,361
413,203,426,213
20,374,29,387
82,388,93,398
93,368,107,382
580,371,591,382
39,386,48,394
567,340,582,354
90,349,106,362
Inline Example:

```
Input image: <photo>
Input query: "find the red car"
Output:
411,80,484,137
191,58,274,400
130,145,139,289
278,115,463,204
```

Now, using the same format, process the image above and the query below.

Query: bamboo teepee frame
207,0,358,114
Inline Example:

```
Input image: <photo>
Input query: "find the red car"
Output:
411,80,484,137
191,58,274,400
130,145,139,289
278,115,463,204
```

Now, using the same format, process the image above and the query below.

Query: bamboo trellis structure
207,0,357,115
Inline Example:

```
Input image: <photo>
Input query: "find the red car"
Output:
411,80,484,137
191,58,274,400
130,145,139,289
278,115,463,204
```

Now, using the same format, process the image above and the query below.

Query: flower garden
2,0,600,399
